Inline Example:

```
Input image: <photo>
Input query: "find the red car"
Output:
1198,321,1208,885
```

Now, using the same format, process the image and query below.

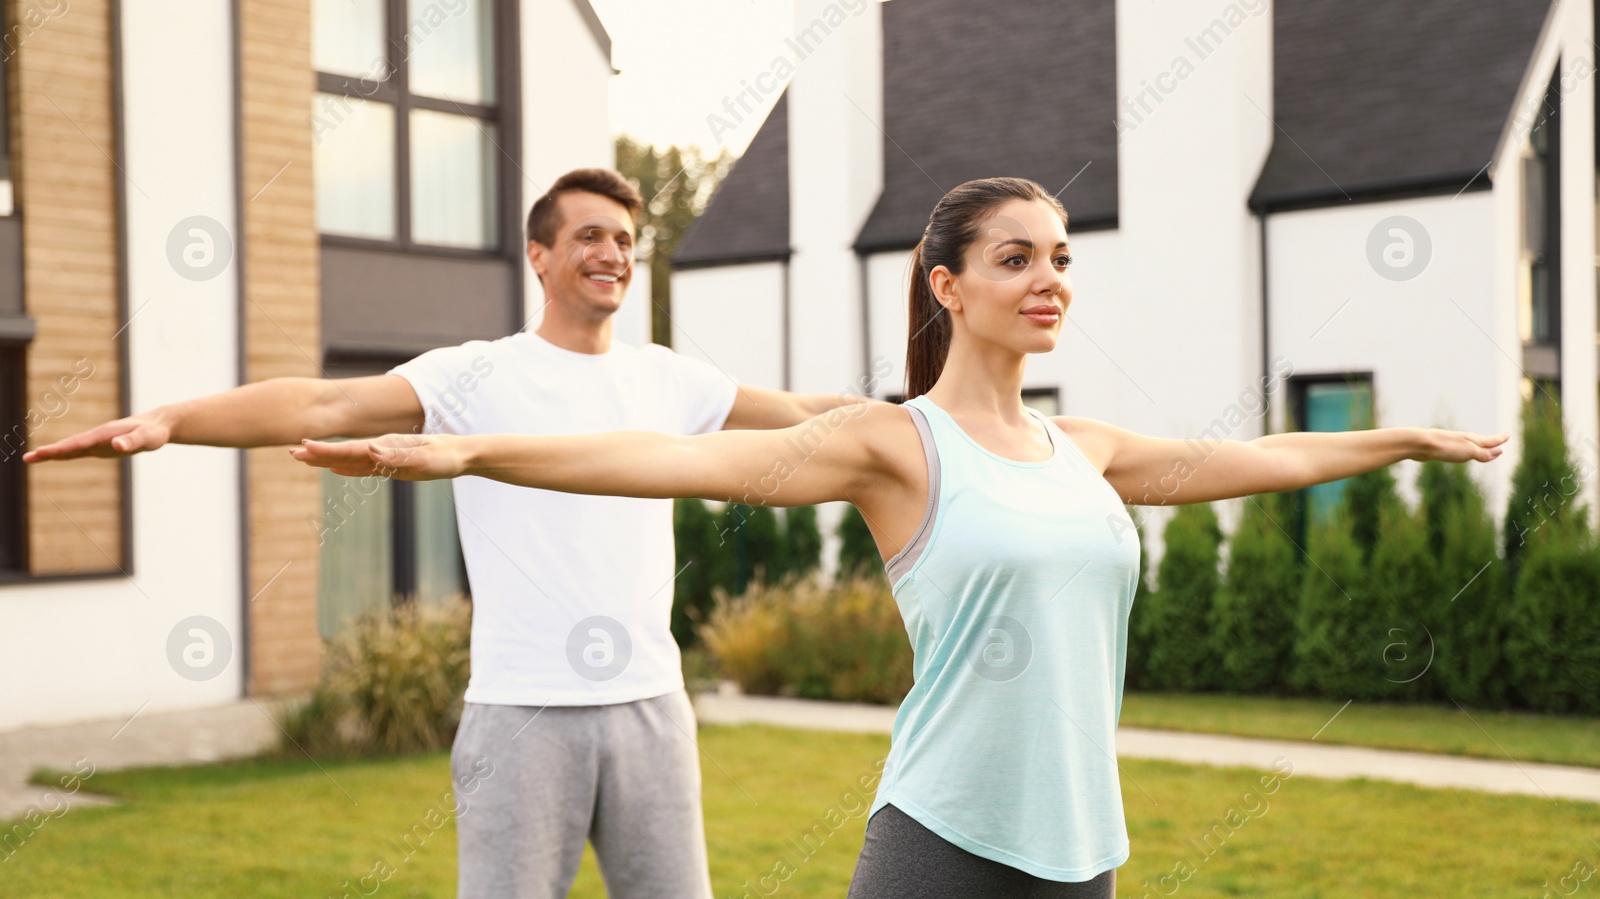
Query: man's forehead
557,193,634,233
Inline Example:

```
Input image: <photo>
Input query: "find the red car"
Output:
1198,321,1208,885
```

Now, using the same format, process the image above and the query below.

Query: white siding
786,0,882,393
669,262,781,388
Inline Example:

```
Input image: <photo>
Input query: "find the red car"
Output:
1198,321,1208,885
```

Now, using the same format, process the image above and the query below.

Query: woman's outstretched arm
1051,416,1509,507
289,403,903,508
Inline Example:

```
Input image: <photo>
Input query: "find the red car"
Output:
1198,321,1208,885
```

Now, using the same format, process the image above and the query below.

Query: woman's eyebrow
992,238,1069,250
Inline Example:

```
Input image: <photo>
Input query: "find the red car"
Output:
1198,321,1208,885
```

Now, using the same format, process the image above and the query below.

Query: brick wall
240,0,323,694
14,0,125,574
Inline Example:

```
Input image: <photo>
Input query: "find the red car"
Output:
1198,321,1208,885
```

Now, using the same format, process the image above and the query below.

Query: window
314,361,469,636
1289,375,1375,527
0,0,11,219
0,2,25,574
310,470,464,636
1021,387,1060,417
0,348,24,573
1519,67,1561,353
311,0,501,250
316,456,469,637
1520,375,1561,410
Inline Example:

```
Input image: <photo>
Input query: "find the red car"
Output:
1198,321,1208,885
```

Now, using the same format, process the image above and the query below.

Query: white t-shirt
388,330,739,706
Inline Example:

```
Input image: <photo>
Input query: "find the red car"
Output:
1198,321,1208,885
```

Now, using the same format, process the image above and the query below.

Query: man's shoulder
404,332,538,368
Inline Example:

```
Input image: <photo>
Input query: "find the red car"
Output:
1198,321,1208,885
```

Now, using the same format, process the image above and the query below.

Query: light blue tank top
868,394,1142,882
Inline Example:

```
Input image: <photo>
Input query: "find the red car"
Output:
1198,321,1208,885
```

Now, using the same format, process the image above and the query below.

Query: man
26,168,873,898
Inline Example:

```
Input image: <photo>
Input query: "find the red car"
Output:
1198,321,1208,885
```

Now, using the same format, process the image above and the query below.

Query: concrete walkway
692,689,1600,805
0,699,282,820
4,689,1596,824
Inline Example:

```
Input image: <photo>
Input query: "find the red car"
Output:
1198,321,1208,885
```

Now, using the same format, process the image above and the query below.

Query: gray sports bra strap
884,402,942,585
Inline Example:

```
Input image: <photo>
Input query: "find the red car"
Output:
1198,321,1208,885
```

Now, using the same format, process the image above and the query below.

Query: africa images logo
566,616,633,682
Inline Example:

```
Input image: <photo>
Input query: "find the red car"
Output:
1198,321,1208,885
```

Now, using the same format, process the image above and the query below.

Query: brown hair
904,177,1068,399
525,168,645,247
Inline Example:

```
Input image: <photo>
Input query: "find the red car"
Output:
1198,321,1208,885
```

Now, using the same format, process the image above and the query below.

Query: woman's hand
1413,427,1510,464
290,433,471,480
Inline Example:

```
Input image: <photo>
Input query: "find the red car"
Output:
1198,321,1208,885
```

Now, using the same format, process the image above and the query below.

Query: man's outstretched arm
721,383,889,431
22,374,425,462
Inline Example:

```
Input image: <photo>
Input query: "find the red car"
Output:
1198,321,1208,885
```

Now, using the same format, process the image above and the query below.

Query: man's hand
290,433,471,481
23,411,174,462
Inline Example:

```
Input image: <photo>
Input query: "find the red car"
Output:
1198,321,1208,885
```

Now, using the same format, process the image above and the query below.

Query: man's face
528,191,636,319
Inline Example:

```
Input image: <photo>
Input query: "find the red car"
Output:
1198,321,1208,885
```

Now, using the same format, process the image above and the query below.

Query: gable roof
1250,0,1552,212
854,0,1120,253
673,0,1557,269
672,91,791,269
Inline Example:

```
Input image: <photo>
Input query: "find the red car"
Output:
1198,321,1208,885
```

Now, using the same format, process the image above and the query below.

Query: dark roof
854,0,1120,252
1250,0,1551,212
674,0,1554,267
671,92,791,268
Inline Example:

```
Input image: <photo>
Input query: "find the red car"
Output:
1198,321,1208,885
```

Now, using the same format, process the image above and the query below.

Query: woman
293,177,1506,897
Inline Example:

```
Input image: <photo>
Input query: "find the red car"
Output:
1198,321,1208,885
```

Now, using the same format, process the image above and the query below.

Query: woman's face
933,198,1072,355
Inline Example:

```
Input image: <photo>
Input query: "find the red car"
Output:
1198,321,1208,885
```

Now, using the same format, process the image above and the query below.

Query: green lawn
3,724,1598,897
1119,691,1600,769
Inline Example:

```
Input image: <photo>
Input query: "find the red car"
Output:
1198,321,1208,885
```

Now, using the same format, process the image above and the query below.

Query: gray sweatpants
450,690,713,898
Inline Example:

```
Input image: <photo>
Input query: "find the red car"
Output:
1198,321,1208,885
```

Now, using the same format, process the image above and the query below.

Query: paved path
0,700,282,820
692,689,1600,805
4,689,1596,824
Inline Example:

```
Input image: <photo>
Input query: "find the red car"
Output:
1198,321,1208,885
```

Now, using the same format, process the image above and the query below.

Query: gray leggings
847,804,1117,898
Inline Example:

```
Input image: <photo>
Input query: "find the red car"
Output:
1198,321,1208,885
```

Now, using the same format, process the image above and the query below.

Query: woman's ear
929,265,962,314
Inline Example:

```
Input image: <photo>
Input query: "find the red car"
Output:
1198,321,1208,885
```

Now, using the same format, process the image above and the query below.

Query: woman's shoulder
805,400,931,485
1046,414,1119,475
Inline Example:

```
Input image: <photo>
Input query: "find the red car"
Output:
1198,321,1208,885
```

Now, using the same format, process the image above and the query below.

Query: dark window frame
312,0,516,257
1020,386,1061,416
0,0,10,188
0,347,26,573
1285,371,1376,544
1286,372,1377,433
0,0,18,575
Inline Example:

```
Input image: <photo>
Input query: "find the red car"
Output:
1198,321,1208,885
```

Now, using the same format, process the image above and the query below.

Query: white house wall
1111,0,1275,548
612,257,652,348
786,0,882,394
863,249,910,396
1115,0,1273,435
669,262,782,389
1266,193,1502,513
0,0,241,731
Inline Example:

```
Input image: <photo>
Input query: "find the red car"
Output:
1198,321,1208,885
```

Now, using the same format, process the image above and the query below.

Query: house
0,0,647,731
670,0,1596,560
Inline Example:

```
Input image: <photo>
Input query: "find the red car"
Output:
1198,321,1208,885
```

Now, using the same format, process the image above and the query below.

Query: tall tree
614,136,735,346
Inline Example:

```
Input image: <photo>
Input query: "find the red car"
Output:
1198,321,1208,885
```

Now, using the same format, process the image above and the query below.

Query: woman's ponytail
904,239,949,400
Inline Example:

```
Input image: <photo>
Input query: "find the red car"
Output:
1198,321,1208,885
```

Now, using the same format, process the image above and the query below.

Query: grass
1,724,1597,897
1118,691,1600,769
